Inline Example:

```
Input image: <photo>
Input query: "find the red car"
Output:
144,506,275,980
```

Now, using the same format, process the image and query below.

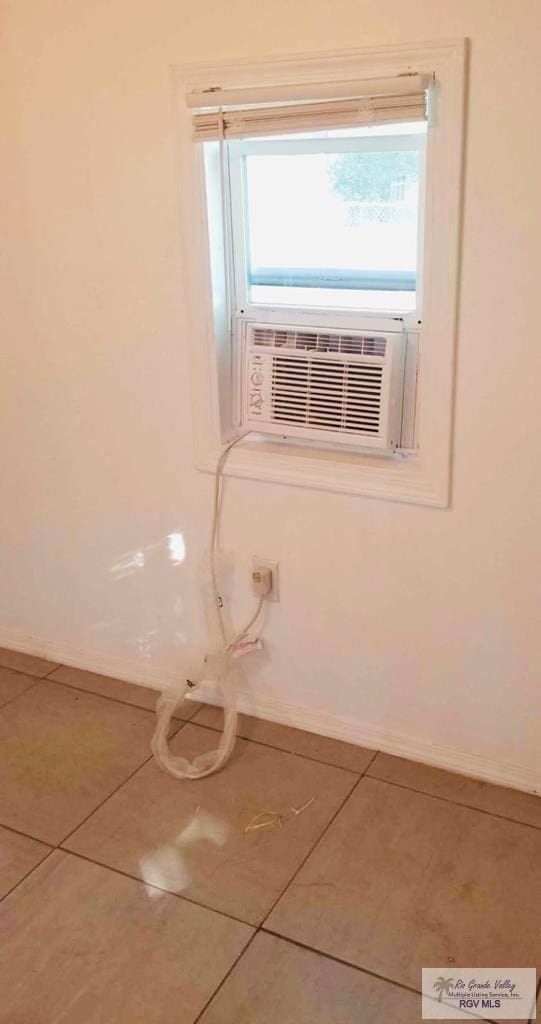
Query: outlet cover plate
252,556,279,602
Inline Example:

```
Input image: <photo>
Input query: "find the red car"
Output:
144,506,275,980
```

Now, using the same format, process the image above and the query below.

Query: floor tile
0,680,164,844
199,931,423,1023
65,723,357,925
193,704,374,773
368,753,541,829
0,646,58,678
0,667,38,709
0,850,252,1024
0,825,51,899
266,777,541,989
48,664,202,720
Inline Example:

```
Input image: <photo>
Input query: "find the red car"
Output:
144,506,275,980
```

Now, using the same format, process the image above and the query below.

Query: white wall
1,0,540,790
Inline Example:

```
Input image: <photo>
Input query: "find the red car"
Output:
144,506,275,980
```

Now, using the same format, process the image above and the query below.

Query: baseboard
0,625,180,691
1,625,539,797
192,681,541,797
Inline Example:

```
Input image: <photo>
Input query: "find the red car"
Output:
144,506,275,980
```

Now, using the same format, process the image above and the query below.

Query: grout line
41,675,157,715
0,838,519,1024
38,673,200,723
0,721,188,903
258,750,380,927
2,669,540,861
0,660,536,1022
522,980,541,1024
0,832,253,931
532,977,541,1024
187,716,366,776
260,928,427,998
5,654,541,800
0,677,43,714
0,826,528,1024
365,773,541,832
42,663,63,678
259,768,365,928
0,720,185,849
0,719,363,932
191,750,381,1020
51,730,366,934
0,662,54,682
57,720,187,848
255,930,498,1023
189,719,541,830
57,848,256,930
0,820,54,846
23,656,372,775
0,659,60,681
38,766,361,936
364,749,380,773
24,663,541,828
0,845,56,906
0,700,536,1024
192,931,259,1024
179,700,206,723
57,757,155,847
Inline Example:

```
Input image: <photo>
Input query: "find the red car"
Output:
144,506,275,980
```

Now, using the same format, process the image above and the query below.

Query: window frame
227,130,427,328
175,40,466,507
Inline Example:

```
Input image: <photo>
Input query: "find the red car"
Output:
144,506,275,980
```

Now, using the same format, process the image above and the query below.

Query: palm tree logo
433,977,454,1002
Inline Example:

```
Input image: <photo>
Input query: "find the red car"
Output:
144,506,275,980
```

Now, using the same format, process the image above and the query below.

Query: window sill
197,435,449,507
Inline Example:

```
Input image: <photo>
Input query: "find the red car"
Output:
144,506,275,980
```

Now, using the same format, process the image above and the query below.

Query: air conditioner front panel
241,323,405,449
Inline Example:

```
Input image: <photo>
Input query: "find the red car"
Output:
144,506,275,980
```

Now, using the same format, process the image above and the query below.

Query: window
179,42,466,505
229,124,426,314
195,76,430,452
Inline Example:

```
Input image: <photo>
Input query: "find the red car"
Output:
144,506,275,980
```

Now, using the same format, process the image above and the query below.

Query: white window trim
174,39,466,507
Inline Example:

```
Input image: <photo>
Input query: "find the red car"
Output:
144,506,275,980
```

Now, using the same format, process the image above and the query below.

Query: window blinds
190,74,430,141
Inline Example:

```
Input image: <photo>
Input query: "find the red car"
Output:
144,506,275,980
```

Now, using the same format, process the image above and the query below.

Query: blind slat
192,90,427,141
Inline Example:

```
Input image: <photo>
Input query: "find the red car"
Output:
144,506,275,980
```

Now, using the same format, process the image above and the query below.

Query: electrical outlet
252,557,279,601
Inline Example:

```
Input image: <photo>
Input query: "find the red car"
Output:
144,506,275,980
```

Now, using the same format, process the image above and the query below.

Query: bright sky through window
243,125,426,312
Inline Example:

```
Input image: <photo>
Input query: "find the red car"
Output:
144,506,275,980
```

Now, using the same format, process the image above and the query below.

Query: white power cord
151,433,265,779
209,433,265,649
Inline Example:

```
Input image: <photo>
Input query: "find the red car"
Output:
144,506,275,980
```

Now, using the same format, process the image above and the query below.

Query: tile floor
0,647,539,1023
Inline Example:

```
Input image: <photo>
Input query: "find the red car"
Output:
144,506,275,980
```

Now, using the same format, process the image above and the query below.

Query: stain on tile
0,681,165,844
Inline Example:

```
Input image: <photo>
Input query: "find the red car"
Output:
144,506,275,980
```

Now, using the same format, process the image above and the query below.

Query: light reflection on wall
103,529,189,659
109,550,145,579
167,532,185,565
109,530,186,580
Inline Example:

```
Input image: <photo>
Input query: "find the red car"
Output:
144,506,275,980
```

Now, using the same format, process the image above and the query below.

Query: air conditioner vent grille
271,355,383,435
253,326,387,357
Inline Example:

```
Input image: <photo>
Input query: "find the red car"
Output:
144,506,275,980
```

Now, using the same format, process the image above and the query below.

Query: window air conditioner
239,321,406,450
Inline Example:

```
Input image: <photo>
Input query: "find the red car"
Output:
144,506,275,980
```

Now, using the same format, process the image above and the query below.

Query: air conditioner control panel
245,351,273,423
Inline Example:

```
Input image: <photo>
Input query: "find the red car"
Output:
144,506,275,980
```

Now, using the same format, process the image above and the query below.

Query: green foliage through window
329,150,419,203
